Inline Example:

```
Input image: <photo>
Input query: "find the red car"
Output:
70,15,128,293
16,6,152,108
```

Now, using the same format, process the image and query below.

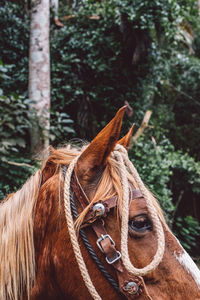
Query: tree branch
3,160,33,168
130,110,152,146
62,15,100,21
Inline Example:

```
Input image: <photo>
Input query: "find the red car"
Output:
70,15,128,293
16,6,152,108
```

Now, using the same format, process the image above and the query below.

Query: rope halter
63,144,165,300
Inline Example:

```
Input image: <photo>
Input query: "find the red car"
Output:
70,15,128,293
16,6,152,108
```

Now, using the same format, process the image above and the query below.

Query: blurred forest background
0,0,200,260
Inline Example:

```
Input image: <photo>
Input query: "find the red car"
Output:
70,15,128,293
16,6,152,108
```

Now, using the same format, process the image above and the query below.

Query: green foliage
0,60,30,153
169,150,200,195
130,136,174,218
130,134,200,252
0,2,29,95
0,91,30,152
130,133,200,214
148,50,200,160
50,111,75,144
174,216,200,254
50,7,129,138
0,62,33,199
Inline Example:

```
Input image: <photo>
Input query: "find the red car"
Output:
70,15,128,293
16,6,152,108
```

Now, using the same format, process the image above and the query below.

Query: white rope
63,145,165,299
113,144,165,276
63,156,102,300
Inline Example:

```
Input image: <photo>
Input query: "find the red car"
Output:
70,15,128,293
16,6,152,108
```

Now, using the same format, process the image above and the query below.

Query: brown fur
118,123,135,150
30,175,200,300
1,107,200,300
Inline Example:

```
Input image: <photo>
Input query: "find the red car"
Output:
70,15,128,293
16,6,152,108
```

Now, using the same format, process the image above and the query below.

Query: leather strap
116,267,153,300
92,220,152,299
71,172,152,299
92,220,123,272
81,196,117,228
71,174,143,228
71,174,89,208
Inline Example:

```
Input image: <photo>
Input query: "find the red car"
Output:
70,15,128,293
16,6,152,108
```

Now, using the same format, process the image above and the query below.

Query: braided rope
113,144,165,276
63,156,102,300
63,145,165,299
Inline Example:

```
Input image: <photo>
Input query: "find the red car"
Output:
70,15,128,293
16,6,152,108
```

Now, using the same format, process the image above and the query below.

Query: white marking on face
174,250,200,290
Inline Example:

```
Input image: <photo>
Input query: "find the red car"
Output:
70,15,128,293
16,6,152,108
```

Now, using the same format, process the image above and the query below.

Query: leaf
63,126,75,133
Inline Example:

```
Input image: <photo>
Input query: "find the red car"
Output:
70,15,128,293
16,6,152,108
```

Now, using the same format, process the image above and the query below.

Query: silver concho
92,203,105,216
123,281,138,294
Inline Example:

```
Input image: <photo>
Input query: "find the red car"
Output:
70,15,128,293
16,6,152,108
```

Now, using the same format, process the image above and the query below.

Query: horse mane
0,143,166,300
0,170,41,300
0,145,83,300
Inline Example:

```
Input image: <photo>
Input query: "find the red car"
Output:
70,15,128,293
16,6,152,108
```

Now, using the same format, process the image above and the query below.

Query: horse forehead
129,198,148,217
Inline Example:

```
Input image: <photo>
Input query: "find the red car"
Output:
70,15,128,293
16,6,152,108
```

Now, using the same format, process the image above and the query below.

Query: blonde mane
0,170,41,300
0,144,166,300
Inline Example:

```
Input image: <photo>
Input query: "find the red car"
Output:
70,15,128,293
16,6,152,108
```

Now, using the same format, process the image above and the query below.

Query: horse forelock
0,170,41,300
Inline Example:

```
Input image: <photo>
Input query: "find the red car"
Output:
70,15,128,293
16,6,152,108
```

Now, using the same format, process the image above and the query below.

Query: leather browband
70,172,152,300
71,174,143,228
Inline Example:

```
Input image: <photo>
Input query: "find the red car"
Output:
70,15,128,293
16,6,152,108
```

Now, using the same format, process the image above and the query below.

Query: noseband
63,145,165,300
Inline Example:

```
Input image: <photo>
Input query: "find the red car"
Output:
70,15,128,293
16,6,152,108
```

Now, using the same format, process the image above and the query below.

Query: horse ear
118,124,135,150
76,106,126,181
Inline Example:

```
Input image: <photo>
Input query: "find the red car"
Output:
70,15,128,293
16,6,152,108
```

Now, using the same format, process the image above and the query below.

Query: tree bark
29,0,50,155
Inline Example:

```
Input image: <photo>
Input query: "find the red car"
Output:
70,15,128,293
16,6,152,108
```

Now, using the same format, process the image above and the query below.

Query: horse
0,106,200,300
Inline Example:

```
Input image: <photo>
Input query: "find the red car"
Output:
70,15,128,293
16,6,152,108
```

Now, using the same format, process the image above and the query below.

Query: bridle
63,166,150,299
63,145,165,300
69,171,152,299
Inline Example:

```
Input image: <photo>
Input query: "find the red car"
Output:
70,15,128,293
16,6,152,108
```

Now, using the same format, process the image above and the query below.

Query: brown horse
0,106,200,300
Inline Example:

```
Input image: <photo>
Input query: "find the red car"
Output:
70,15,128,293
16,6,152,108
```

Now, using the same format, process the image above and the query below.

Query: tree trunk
29,0,50,155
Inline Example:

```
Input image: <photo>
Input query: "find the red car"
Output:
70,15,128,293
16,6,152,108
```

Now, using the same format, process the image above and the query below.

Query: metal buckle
106,251,122,264
96,234,122,264
96,234,115,253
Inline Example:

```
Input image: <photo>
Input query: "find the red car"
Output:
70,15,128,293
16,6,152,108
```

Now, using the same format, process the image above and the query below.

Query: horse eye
129,214,152,233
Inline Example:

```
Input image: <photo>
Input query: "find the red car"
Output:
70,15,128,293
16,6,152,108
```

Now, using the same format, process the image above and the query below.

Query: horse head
1,107,200,300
